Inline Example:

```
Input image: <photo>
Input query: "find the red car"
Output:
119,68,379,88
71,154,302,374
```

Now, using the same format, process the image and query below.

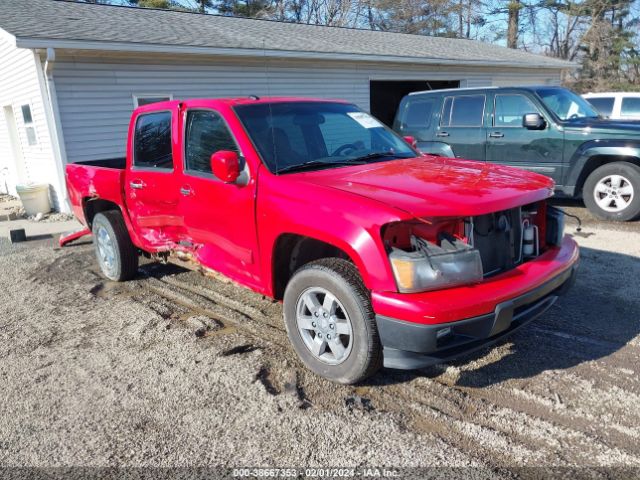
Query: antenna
263,39,277,174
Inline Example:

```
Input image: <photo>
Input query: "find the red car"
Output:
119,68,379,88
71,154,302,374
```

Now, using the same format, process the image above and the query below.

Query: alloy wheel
594,174,634,213
295,287,353,365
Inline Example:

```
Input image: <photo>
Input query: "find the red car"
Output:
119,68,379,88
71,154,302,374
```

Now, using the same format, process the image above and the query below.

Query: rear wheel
583,162,640,221
283,258,382,384
92,211,139,281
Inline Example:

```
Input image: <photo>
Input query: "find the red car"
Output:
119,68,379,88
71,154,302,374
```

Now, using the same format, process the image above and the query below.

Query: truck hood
295,156,554,218
564,118,640,136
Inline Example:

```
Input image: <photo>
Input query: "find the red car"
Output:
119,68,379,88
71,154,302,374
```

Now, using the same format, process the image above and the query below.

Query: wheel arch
576,154,640,196
83,197,122,228
566,140,640,197
269,231,389,300
271,233,357,300
83,197,143,249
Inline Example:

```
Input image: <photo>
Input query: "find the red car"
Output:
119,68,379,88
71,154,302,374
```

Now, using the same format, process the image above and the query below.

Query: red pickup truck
66,97,579,384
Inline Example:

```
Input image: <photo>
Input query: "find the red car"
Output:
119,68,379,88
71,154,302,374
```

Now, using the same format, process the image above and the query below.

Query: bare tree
506,0,520,47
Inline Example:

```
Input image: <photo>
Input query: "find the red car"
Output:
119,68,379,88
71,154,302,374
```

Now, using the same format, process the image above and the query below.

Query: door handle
436,131,450,138
180,186,193,196
489,132,505,138
129,180,145,190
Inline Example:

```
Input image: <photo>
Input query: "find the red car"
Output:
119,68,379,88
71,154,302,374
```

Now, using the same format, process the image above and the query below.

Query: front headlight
389,237,483,293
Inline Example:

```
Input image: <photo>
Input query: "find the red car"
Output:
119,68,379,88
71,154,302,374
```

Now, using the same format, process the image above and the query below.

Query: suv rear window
621,97,640,117
401,98,438,129
441,95,485,127
133,111,173,170
587,97,615,117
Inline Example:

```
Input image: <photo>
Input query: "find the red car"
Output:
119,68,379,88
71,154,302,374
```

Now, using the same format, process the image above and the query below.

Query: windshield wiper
276,152,412,174
277,159,368,174
349,151,404,162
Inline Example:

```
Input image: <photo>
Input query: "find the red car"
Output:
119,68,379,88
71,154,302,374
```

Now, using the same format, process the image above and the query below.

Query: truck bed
66,159,127,225
73,157,126,169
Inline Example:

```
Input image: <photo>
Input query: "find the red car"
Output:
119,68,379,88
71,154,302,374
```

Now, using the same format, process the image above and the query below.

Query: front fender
416,141,455,158
257,172,407,296
566,140,640,193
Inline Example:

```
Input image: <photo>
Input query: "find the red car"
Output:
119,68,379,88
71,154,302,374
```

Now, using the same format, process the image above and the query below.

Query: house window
21,104,37,146
133,94,173,108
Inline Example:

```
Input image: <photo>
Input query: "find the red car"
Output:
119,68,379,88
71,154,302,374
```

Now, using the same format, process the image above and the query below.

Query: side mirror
211,150,240,183
523,113,546,130
403,135,418,148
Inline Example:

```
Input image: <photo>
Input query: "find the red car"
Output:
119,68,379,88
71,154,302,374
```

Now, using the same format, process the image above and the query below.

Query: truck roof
133,96,351,114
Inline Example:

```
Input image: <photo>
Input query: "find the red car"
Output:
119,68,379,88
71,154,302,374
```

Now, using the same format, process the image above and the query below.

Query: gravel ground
0,205,638,475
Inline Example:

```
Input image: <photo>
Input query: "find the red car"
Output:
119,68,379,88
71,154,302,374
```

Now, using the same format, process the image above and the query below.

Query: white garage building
0,0,573,211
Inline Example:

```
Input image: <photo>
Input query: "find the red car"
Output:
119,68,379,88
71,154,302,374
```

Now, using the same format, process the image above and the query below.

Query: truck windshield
535,87,600,121
233,102,417,174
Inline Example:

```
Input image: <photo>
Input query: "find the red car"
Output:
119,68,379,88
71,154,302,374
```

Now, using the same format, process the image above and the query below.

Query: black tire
92,211,139,281
583,162,640,222
283,258,382,384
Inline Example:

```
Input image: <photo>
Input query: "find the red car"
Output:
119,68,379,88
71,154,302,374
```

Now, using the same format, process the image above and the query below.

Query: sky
98,0,640,54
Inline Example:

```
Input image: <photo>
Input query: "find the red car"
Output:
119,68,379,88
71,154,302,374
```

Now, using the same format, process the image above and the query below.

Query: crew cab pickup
66,97,579,384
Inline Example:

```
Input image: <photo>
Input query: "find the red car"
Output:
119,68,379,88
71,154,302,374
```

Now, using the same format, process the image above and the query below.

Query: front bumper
373,236,579,370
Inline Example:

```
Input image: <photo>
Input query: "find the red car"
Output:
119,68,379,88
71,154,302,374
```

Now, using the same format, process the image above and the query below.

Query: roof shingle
0,0,574,68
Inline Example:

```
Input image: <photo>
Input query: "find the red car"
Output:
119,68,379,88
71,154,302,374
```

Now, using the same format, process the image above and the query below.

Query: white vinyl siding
0,37,57,203
492,72,562,87
463,77,493,88
52,52,563,163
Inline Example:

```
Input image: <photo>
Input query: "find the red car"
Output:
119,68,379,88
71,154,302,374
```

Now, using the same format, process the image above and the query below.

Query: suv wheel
283,258,382,384
92,211,139,281
583,162,640,221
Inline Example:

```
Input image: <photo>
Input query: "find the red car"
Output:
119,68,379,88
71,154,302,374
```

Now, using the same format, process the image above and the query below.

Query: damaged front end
383,200,565,294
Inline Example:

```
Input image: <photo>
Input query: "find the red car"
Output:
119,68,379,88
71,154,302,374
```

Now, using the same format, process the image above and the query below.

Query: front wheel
92,211,139,281
283,258,382,384
583,162,640,222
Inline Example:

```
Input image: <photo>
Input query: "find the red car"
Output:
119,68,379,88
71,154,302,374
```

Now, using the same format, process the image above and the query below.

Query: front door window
494,94,540,127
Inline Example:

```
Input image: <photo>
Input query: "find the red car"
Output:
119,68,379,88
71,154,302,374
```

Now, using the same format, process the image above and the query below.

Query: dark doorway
370,80,460,127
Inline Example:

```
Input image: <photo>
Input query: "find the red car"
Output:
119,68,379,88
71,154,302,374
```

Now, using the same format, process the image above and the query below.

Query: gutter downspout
34,47,70,213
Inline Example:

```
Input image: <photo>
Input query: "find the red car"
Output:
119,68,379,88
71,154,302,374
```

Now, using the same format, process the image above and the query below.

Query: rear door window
441,95,485,127
133,111,173,170
621,97,640,117
586,97,615,117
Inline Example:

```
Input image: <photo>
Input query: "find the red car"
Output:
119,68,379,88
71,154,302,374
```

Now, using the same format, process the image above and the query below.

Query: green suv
394,86,640,221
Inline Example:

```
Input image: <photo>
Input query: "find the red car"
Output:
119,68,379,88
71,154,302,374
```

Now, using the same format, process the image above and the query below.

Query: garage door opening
370,80,460,126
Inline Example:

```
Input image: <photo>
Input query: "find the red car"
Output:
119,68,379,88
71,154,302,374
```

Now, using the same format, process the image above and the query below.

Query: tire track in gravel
32,244,640,468
131,274,292,351
371,373,640,467
125,262,640,468
112,265,510,469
